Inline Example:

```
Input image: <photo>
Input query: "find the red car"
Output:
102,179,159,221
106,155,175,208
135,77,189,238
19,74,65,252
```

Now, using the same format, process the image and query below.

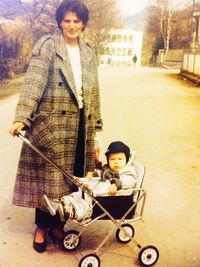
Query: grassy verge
0,75,24,99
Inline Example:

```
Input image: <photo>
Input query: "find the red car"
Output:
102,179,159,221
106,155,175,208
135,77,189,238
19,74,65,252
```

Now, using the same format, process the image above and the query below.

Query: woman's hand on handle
9,122,26,137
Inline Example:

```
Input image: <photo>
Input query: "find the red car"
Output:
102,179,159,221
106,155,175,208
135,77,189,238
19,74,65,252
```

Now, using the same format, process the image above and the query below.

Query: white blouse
66,44,83,109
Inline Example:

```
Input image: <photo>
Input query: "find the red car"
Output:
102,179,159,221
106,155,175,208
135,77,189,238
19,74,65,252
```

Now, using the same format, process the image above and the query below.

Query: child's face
108,152,127,172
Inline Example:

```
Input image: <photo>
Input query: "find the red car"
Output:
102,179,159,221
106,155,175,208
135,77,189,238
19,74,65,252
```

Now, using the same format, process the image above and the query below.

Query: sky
117,0,149,17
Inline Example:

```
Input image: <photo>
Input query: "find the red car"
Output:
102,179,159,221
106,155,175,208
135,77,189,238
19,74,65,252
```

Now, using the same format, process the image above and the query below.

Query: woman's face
60,11,84,43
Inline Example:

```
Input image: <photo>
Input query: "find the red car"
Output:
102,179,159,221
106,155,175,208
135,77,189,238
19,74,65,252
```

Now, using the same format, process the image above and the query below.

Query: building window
107,34,111,42
116,34,122,42
112,35,116,42
116,48,121,55
128,48,132,56
129,35,133,42
106,47,110,54
123,35,127,42
111,47,115,55
122,48,126,56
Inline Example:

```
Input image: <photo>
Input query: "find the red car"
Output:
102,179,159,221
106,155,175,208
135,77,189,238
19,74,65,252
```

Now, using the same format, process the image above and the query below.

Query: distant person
133,54,137,66
108,55,112,64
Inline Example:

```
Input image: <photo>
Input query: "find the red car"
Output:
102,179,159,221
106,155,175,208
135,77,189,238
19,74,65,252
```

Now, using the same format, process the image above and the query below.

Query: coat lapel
54,31,79,104
53,31,94,109
79,38,94,109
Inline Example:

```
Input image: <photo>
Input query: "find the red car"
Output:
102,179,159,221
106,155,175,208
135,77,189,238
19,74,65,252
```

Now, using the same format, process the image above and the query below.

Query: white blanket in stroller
80,177,135,197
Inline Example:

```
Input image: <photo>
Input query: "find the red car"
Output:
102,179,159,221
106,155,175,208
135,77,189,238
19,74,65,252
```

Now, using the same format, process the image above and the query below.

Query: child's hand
108,184,117,196
86,171,93,181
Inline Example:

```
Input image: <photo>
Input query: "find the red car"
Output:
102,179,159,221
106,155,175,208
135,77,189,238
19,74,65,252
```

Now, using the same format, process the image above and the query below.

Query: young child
40,141,137,221
101,141,137,196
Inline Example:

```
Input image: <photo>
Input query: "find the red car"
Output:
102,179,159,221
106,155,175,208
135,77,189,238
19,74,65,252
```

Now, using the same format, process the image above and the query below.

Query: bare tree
152,0,174,51
170,4,193,49
0,0,122,79
83,0,122,61
148,0,193,50
0,0,59,79
17,0,59,45
0,18,28,79
144,0,193,65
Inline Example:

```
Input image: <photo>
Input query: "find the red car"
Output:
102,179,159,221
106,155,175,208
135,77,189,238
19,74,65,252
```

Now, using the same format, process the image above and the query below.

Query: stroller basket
92,194,135,219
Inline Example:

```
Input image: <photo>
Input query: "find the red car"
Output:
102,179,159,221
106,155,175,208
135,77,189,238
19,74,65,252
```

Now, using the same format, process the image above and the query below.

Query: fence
182,52,200,75
158,49,184,68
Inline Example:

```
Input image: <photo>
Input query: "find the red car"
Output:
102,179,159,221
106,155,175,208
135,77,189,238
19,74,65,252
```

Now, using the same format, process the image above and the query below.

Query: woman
9,0,102,253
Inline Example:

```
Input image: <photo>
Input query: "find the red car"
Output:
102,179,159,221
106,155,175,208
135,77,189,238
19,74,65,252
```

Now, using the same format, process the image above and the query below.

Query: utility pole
192,0,200,49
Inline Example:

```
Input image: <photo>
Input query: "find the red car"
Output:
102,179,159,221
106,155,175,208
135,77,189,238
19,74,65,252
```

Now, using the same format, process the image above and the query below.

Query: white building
99,29,143,67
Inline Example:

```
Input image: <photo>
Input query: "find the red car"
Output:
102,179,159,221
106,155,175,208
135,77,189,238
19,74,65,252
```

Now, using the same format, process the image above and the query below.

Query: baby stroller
17,133,159,267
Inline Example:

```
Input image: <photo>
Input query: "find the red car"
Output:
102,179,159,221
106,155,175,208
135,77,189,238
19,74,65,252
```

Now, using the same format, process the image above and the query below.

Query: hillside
123,7,148,31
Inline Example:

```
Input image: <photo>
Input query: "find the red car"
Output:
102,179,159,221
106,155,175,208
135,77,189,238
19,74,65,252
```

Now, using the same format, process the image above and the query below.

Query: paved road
1,66,200,267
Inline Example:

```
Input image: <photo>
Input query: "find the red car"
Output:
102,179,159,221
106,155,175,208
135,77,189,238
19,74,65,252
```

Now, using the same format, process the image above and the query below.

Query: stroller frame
17,132,159,267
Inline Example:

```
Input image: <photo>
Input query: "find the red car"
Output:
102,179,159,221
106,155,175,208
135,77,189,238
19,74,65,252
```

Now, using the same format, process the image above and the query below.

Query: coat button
62,110,66,115
86,140,89,144
30,113,34,119
88,114,91,120
58,82,63,86
97,120,101,124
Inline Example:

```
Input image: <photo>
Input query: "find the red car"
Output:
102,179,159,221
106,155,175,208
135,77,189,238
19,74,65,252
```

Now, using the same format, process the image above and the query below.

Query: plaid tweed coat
13,30,103,208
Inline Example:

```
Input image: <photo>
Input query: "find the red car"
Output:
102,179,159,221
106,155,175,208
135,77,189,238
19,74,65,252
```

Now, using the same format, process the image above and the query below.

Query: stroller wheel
138,245,159,266
116,223,134,243
79,253,100,267
62,230,81,251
